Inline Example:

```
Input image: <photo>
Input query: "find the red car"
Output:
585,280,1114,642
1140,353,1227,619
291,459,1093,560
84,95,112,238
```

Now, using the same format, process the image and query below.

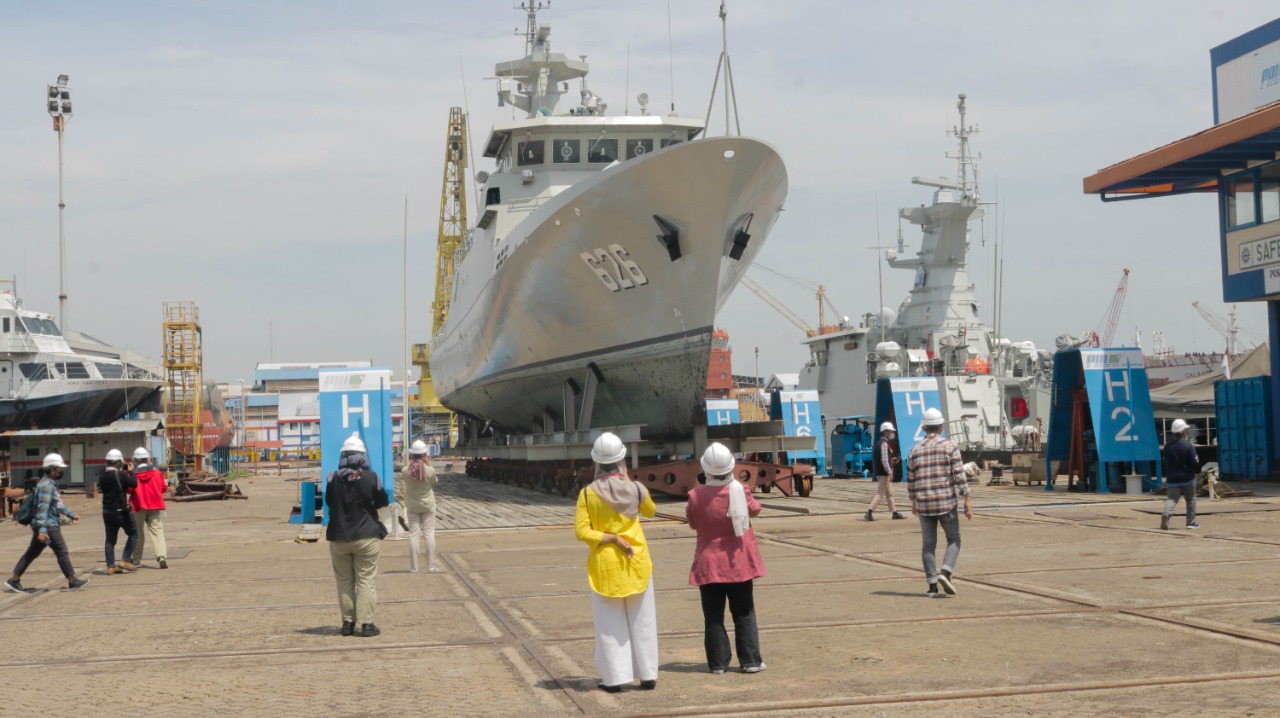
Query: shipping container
1214,377,1274,481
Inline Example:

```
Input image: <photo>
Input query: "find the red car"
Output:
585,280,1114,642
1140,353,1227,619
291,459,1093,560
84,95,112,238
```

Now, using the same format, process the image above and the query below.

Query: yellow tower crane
412,107,469,446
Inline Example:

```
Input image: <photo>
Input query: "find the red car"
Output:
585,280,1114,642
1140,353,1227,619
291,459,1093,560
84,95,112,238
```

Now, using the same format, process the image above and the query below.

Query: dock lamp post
47,74,73,331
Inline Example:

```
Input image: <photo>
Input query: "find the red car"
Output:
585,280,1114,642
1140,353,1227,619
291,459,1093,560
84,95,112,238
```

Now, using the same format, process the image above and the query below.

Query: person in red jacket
128,447,170,569
685,442,766,675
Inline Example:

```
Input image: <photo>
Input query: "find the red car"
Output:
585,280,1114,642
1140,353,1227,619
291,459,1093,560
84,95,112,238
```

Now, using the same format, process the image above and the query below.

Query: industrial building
225,361,413,460
1084,17,1280,476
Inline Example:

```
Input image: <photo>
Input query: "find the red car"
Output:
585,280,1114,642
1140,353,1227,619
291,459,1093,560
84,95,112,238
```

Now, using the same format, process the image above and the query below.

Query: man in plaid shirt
907,408,972,596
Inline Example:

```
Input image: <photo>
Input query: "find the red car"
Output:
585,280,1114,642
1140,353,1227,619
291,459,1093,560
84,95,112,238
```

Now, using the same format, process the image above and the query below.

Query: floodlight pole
48,75,72,331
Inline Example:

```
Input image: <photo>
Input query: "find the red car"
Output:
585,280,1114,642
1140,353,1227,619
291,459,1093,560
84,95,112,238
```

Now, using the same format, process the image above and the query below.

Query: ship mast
946,93,980,200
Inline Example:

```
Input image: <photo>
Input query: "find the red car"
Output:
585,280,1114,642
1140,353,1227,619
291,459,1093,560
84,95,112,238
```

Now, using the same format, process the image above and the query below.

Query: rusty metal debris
172,477,247,501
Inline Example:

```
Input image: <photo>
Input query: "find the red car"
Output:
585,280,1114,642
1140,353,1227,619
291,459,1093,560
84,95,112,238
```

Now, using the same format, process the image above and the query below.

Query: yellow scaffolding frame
162,301,203,473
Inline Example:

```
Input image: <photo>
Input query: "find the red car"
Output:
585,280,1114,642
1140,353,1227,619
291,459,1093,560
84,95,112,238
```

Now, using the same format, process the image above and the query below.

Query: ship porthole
664,472,677,485
722,149,736,161
16,399,28,412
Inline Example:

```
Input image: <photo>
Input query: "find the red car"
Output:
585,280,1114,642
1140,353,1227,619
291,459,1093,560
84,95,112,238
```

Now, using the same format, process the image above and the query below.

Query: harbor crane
1191,301,1242,356
740,275,817,337
1092,268,1129,347
411,107,470,442
743,264,851,336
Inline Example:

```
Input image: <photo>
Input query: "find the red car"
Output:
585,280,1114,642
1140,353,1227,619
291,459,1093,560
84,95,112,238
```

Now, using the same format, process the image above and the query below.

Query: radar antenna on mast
946,94,981,199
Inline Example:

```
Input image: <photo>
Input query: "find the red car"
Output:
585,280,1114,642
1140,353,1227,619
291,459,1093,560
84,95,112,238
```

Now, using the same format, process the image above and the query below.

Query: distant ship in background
803,95,1051,455
0,287,164,429
428,4,788,440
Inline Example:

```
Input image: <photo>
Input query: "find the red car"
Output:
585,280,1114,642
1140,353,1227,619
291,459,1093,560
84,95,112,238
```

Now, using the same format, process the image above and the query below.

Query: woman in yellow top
575,431,659,693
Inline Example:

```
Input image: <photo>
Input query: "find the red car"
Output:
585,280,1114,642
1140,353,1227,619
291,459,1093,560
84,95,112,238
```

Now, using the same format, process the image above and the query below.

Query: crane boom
1095,268,1129,347
1191,301,1240,355
432,107,469,334
741,275,816,337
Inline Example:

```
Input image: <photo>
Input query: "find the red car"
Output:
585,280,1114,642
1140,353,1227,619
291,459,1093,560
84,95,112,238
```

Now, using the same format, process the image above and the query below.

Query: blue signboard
706,399,741,426
318,368,394,524
1046,349,1161,492
874,377,945,481
770,389,826,475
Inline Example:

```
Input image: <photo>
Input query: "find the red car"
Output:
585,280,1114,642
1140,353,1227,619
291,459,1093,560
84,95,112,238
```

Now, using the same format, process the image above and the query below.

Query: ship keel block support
576,363,604,431
562,378,580,432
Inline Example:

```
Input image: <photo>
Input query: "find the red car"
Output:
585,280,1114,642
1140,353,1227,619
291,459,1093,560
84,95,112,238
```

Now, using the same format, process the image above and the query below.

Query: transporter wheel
797,476,814,497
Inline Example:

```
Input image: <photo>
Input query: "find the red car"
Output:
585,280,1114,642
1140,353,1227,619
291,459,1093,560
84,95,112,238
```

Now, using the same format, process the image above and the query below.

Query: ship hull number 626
580,244,649,292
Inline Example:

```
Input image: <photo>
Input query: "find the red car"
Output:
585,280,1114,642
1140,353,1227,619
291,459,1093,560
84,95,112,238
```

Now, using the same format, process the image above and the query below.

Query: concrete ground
4,469,1280,717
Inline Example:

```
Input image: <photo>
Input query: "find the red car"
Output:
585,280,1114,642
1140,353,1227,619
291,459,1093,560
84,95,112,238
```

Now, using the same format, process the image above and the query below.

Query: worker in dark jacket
98,449,138,574
866,422,905,521
326,432,389,637
1161,419,1200,530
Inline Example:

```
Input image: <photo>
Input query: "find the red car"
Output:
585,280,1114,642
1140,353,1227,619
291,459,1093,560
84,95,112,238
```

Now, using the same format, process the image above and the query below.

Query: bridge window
626,139,654,160
517,140,544,166
660,138,682,149
95,363,125,379
57,362,90,379
587,138,618,164
19,363,49,380
553,139,580,164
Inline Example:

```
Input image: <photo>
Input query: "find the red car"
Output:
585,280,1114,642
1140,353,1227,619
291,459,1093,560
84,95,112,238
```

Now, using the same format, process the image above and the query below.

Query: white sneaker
743,663,767,674
937,574,957,596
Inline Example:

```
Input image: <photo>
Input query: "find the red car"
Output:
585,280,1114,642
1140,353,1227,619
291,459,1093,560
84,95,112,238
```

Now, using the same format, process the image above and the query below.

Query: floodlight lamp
57,74,69,87
61,101,72,114
48,86,59,99
637,92,649,108
47,100,59,113
60,90,69,100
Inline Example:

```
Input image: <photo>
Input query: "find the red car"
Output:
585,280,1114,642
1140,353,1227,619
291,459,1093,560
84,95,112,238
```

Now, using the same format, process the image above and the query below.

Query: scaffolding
163,301,203,474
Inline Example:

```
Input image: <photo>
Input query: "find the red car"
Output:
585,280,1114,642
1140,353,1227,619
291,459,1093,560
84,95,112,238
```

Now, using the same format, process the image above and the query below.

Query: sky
3,1,1278,386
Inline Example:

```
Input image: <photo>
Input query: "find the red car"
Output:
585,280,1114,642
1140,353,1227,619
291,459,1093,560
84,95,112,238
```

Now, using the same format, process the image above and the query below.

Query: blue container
1214,377,1274,481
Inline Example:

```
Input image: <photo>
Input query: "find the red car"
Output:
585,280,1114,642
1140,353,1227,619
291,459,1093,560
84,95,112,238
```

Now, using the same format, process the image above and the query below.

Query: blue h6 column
318,368,394,525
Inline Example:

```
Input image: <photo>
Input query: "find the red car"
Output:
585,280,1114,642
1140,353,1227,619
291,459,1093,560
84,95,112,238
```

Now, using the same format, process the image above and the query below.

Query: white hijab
706,475,749,537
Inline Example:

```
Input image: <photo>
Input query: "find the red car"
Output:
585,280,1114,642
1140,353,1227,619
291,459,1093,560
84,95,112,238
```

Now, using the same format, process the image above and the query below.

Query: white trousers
591,580,659,686
406,509,437,571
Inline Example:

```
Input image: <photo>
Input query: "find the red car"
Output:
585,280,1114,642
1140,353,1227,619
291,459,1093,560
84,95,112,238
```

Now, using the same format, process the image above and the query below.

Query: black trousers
13,524,76,580
699,579,763,670
103,508,138,567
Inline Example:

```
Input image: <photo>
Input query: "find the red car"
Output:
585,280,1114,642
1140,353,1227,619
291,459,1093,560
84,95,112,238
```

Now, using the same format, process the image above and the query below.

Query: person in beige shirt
402,441,439,573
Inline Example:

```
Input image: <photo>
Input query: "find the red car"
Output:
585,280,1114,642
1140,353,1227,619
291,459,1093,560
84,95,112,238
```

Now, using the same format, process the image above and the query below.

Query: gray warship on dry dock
801,95,1052,459
429,3,788,442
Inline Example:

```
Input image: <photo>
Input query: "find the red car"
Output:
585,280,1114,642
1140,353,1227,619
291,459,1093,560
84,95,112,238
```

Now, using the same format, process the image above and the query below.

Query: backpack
14,492,37,526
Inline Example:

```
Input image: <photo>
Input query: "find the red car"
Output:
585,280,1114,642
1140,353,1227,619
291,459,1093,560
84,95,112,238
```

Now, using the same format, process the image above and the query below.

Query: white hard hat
409,440,428,455
880,422,895,433
42,452,68,469
340,432,366,454
700,442,736,477
921,408,945,427
133,447,150,461
105,449,124,462
591,431,626,465
1170,419,1189,434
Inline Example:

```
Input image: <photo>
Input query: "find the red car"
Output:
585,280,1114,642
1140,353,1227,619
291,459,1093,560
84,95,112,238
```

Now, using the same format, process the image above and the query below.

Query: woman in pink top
685,443,766,675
